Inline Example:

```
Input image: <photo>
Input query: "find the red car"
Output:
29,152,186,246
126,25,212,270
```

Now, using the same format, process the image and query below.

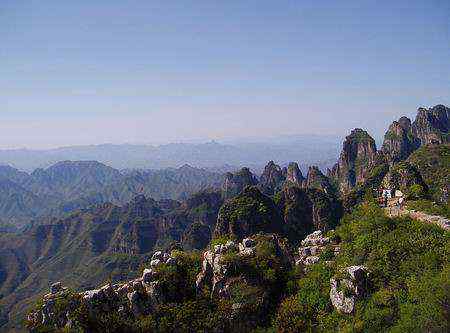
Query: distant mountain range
0,134,342,172
0,162,224,230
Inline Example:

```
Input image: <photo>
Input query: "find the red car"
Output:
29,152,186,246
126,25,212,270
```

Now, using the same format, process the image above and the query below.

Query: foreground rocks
330,266,369,314
296,230,340,269
196,238,256,297
27,251,177,331
196,235,292,298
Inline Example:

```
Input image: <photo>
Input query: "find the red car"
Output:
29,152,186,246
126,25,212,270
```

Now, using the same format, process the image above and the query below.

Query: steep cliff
329,129,377,194
214,186,283,239
412,105,449,146
381,116,417,163
221,167,258,199
258,161,285,195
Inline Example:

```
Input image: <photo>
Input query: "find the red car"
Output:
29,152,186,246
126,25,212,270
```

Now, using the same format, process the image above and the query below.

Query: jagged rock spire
329,129,377,194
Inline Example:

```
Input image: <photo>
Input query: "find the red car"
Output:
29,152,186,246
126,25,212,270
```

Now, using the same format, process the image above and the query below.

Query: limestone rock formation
381,162,427,194
284,162,305,187
276,186,341,244
381,116,417,163
196,235,291,298
26,251,177,331
195,239,242,297
296,230,340,269
412,105,449,146
259,161,285,195
330,265,368,314
214,186,283,239
221,168,258,199
305,166,334,194
329,129,377,194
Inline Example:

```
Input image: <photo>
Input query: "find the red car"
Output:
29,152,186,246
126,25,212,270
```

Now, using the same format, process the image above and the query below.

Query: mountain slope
0,162,224,228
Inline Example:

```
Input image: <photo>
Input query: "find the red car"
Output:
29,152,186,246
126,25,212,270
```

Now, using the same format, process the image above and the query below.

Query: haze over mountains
0,134,341,172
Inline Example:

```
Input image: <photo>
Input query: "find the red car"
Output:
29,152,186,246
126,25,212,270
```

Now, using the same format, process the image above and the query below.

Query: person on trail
399,197,404,209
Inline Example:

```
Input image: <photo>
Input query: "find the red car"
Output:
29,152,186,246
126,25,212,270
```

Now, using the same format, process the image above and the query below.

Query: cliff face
381,117,417,164
276,186,341,244
259,161,285,195
305,166,334,194
285,162,305,187
381,162,427,194
329,129,377,194
221,167,258,199
381,105,449,164
214,186,283,239
412,105,449,146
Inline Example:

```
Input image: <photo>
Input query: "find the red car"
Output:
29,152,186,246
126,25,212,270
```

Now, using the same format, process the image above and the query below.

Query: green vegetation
215,186,282,238
407,199,450,219
275,202,449,332
407,144,450,201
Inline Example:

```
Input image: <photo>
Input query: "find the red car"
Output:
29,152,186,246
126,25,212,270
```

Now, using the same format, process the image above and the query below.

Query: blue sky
1,0,449,148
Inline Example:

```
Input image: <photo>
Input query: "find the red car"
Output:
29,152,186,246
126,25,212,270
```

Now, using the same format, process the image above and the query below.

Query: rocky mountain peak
329,129,377,194
215,186,282,239
259,161,285,194
381,116,417,163
412,104,449,146
221,167,258,199
285,162,305,187
305,166,334,194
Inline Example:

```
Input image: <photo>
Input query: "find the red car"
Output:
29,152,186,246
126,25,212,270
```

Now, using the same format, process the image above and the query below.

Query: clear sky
1,0,449,148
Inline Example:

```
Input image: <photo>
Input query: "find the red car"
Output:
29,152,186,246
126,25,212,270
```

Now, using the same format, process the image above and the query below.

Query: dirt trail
385,206,450,231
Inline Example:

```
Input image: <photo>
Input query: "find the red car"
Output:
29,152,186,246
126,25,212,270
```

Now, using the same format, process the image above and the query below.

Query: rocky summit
328,128,378,194
0,104,448,333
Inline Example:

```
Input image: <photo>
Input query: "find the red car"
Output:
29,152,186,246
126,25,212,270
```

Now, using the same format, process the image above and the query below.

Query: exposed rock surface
296,230,340,269
330,265,368,314
381,116,417,164
221,168,258,199
305,166,335,194
196,235,291,298
412,105,449,146
329,129,378,195
381,162,427,193
284,162,305,187
258,161,285,195
214,186,283,239
276,187,341,244
27,251,177,331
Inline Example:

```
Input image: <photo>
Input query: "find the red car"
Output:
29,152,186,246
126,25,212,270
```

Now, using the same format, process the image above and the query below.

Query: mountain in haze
0,134,341,172
0,162,224,229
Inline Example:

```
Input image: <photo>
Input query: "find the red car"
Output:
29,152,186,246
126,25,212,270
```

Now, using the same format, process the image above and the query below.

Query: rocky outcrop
296,230,340,269
259,161,285,195
27,251,177,331
381,162,427,194
196,235,291,298
221,168,258,199
284,162,305,187
276,186,341,244
214,186,283,240
178,191,224,250
412,105,449,146
381,116,417,164
305,166,334,194
330,265,368,314
329,129,377,194
196,239,243,297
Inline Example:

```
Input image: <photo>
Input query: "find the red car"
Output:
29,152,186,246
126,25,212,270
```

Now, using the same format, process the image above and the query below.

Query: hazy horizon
2,0,449,149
